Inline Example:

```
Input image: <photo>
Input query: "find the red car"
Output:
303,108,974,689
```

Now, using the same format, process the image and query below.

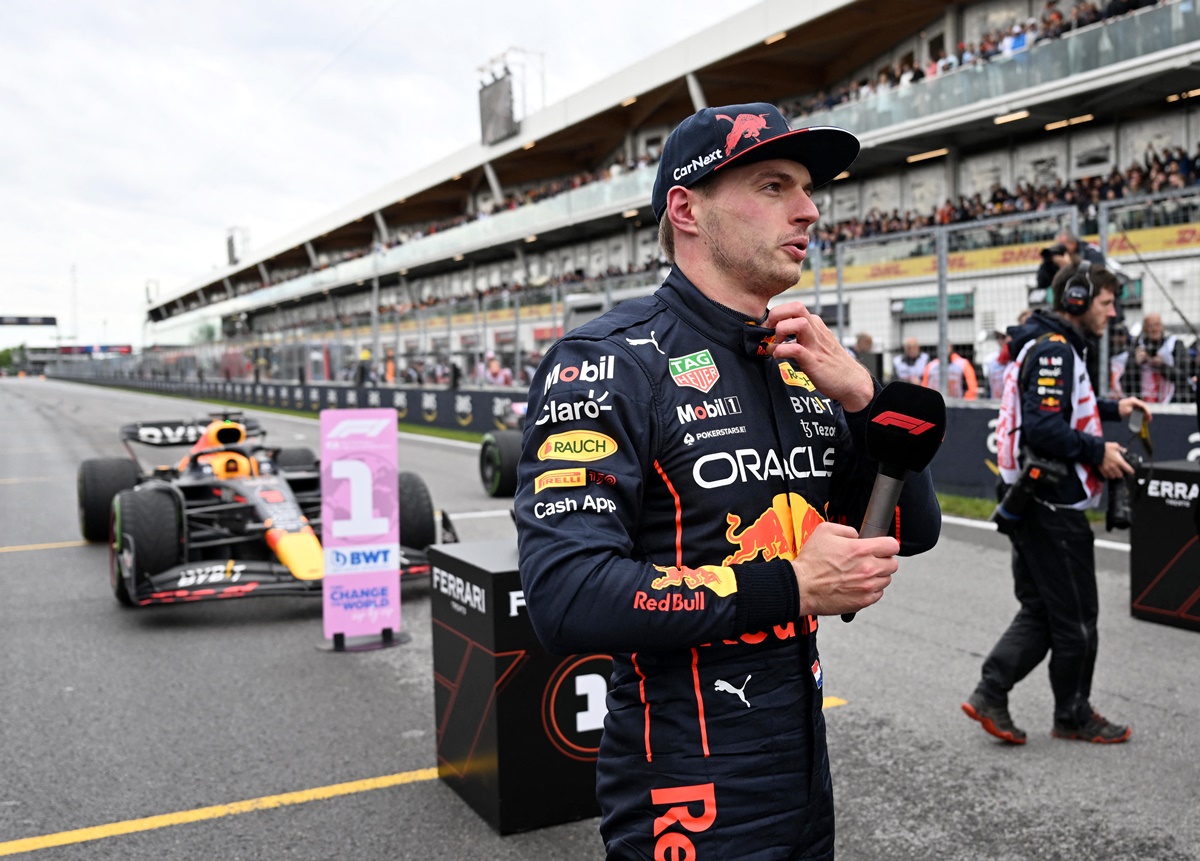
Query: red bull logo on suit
723,492,824,565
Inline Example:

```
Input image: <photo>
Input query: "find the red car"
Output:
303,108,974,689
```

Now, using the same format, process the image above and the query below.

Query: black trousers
977,501,1099,726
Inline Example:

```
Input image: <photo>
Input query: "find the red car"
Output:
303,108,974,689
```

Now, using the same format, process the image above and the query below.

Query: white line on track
941,513,1130,552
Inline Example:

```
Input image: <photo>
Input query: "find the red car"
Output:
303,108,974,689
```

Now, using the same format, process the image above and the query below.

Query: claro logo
537,431,617,462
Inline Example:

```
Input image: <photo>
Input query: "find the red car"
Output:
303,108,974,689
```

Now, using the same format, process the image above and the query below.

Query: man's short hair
1050,262,1118,312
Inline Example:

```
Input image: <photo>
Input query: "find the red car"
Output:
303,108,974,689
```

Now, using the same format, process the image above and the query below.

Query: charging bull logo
716,112,771,155
723,492,824,565
651,564,737,597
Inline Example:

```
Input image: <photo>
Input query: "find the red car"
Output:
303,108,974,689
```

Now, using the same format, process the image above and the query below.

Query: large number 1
330,459,388,537
574,673,608,734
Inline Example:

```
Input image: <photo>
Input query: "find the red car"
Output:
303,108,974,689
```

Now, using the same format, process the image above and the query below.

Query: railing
802,2,1199,135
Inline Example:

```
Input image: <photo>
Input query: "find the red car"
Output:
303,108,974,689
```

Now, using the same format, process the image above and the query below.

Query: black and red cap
651,102,860,222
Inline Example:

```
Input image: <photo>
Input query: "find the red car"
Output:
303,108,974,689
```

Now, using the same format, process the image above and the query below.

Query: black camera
1106,450,1145,532
991,453,1070,535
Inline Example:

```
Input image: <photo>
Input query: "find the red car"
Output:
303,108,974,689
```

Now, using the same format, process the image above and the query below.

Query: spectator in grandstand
1122,313,1193,402
922,349,980,399
892,337,930,385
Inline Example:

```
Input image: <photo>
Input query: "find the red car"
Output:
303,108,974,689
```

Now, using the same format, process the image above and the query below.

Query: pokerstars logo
543,356,616,394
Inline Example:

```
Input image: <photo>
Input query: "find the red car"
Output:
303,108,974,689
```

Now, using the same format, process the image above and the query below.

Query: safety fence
820,190,1200,404
48,374,1200,500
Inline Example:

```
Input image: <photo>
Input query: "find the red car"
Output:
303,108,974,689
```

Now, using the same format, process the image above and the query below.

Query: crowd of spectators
218,0,1191,328
812,141,1200,252
785,0,1163,120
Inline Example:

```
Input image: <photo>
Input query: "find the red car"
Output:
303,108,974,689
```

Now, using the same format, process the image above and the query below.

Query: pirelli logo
534,467,587,493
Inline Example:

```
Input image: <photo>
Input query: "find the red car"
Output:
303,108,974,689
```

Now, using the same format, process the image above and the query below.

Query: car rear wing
120,417,266,446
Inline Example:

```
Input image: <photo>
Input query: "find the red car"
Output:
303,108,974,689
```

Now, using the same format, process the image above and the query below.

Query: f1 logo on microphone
872,411,935,435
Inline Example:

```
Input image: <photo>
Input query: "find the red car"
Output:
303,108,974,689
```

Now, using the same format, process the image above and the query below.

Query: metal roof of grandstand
154,0,1200,320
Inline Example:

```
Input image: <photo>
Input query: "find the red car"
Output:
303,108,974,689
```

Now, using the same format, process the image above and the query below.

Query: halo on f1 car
77,410,450,608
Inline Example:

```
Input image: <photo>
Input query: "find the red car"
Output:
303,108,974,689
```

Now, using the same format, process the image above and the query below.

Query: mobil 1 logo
677,396,741,425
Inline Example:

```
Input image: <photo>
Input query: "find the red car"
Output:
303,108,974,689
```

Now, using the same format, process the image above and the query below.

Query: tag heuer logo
669,350,720,393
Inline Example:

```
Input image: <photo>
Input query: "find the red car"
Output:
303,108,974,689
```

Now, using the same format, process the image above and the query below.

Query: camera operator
963,262,1150,746
1122,312,1192,403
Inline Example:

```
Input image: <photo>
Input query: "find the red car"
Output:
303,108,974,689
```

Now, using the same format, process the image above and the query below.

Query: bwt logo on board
331,547,393,569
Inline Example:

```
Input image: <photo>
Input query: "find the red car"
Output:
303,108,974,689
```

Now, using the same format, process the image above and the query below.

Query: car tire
274,447,318,469
78,458,140,542
480,430,522,498
398,471,436,550
110,488,182,607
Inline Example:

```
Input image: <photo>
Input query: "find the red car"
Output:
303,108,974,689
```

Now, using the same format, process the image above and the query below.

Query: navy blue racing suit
515,269,941,860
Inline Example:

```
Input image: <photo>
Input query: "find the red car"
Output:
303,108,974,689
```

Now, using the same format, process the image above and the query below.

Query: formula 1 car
479,400,525,497
77,411,449,607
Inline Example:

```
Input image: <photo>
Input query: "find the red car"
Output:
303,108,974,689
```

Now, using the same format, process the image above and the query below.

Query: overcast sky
0,0,761,351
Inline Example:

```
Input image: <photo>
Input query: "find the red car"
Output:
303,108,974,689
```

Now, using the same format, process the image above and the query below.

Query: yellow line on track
0,477,73,485
0,767,439,856
823,696,848,709
0,540,89,554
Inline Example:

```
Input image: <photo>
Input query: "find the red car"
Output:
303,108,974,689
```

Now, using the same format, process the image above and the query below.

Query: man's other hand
791,521,899,616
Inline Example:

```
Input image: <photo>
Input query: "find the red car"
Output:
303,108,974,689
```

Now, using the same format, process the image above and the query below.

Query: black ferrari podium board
1130,460,1200,633
427,540,610,835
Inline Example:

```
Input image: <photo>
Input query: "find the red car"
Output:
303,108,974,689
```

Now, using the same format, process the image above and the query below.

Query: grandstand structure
143,0,1200,397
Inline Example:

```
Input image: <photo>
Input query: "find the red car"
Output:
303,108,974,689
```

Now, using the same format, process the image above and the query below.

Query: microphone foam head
865,382,946,472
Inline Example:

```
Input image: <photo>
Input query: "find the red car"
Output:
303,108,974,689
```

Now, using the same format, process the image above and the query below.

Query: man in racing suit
515,103,941,860
963,263,1149,745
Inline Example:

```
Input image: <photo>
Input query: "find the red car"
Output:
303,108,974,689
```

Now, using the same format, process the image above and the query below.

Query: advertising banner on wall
319,408,401,643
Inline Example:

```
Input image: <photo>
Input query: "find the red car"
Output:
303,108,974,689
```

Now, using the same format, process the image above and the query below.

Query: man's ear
666,186,702,238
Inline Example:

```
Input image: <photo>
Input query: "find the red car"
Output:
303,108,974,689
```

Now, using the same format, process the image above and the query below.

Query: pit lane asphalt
1,378,1196,861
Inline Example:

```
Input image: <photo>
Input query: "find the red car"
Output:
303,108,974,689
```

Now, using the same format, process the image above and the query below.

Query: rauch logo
537,430,618,462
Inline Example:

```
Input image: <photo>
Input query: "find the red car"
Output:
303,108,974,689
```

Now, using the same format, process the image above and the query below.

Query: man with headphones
963,261,1150,745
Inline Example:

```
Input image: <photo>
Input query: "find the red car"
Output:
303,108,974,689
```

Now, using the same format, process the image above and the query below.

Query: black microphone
843,381,946,622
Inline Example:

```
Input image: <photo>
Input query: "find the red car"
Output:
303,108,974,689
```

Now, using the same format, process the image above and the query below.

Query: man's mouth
782,237,808,260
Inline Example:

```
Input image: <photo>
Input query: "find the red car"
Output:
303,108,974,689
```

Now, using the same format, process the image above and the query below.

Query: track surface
1,378,1196,860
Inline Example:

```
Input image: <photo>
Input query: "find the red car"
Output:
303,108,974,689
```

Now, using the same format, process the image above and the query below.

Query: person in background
1122,312,1192,403
965,262,1150,746
522,350,542,386
847,331,881,378
1108,324,1130,398
922,349,979,399
981,331,1013,399
481,353,513,386
892,336,929,384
